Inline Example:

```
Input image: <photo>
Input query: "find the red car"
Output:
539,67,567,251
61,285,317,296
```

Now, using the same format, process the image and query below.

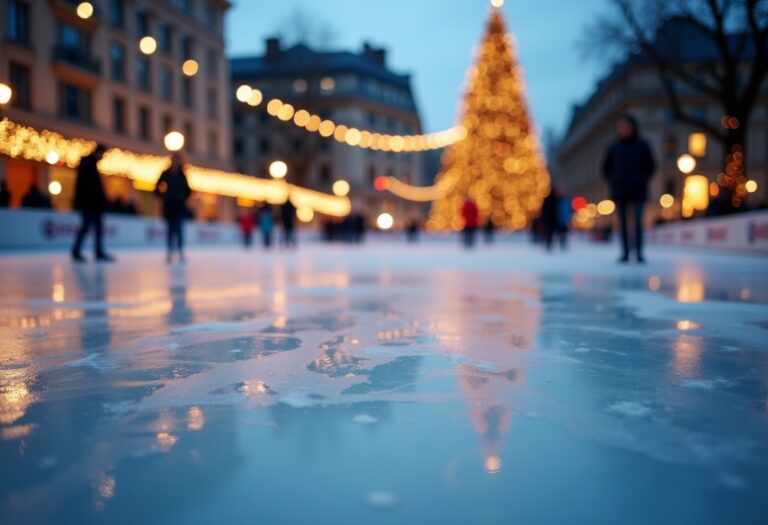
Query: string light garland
236,88,467,152
0,118,351,218
427,8,550,231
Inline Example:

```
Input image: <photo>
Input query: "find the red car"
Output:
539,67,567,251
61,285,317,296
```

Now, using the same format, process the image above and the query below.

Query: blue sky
226,0,610,137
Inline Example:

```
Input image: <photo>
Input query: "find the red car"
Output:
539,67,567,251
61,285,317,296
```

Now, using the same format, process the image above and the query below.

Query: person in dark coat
0,180,10,207
21,183,52,209
155,153,192,263
540,187,561,252
280,198,297,248
71,144,114,262
602,115,656,263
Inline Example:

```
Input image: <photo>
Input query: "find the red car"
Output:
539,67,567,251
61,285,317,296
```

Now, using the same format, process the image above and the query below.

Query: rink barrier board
648,210,768,254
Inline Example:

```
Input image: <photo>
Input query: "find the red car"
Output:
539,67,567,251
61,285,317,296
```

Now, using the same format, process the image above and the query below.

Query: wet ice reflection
0,246,767,524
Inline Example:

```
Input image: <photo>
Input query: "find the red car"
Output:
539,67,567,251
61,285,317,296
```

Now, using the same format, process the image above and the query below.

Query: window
206,48,217,77
109,0,125,29
181,36,194,61
182,77,193,107
162,114,172,133
6,0,30,45
110,42,126,81
139,106,151,140
9,62,31,110
205,4,218,32
136,57,151,92
207,88,217,118
293,138,303,154
159,23,173,54
259,138,270,154
59,83,91,122
160,66,173,101
113,98,126,133
233,139,244,155
136,10,149,38
208,131,217,159
57,23,90,54
184,122,194,152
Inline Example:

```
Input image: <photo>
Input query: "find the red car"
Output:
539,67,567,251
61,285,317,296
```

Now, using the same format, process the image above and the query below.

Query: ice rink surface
1,241,767,524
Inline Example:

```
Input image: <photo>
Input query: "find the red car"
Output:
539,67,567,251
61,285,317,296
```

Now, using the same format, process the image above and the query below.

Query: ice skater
155,153,192,263
71,144,115,263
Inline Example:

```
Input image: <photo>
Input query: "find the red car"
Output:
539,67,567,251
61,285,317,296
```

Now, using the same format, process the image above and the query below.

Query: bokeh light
332,180,350,197
376,213,394,230
139,36,157,55
269,160,288,179
163,131,185,152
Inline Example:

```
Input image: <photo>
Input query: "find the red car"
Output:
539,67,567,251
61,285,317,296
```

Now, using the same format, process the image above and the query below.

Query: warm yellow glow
48,180,62,195
236,84,252,102
296,206,314,222
277,103,295,121
247,89,263,107
659,193,675,209
182,59,199,76
597,199,616,215
76,1,94,19
139,36,157,55
648,276,661,292
0,83,12,105
332,180,350,197
269,160,288,179
345,128,362,146
677,154,696,175
319,120,335,137
376,213,394,230
266,98,283,116
684,175,709,211
491,0,504,7
427,9,550,229
676,320,699,330
746,180,758,193
186,406,205,432
385,177,453,202
163,131,185,152
45,151,60,165
293,109,311,127
484,456,502,473
688,133,707,157
0,118,352,217
709,182,720,197
320,77,336,92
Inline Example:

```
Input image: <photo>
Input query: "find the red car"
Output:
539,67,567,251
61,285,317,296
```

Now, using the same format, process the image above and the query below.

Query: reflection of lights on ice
648,276,661,292
484,456,502,474
186,406,205,432
156,431,178,449
52,283,65,302
676,320,699,330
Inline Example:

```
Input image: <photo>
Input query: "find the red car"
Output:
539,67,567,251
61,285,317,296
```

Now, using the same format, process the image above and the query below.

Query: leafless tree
585,0,768,202
275,7,338,51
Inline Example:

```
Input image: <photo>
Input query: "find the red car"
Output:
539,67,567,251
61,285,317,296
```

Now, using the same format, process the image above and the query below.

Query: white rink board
649,210,768,254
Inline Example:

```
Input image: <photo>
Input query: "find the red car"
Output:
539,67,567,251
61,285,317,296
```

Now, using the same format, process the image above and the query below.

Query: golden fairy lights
235,85,467,152
428,8,550,231
0,118,351,217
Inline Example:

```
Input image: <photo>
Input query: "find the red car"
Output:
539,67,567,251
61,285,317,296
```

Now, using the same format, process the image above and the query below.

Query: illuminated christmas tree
428,4,550,231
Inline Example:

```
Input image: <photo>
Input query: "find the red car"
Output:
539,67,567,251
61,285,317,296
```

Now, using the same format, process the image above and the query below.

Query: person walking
259,204,275,248
21,182,52,209
280,198,297,248
540,187,561,252
238,209,255,248
602,114,656,263
155,153,191,263
71,144,114,263
460,195,480,249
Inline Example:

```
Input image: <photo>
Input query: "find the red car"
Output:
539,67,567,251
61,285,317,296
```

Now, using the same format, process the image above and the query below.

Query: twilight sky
226,0,610,137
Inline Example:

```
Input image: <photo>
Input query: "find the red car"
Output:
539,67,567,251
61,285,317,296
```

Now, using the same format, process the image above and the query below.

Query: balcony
52,46,101,75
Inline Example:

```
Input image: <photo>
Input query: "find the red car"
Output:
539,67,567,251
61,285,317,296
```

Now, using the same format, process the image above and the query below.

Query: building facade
230,39,425,226
557,22,768,226
1,0,231,218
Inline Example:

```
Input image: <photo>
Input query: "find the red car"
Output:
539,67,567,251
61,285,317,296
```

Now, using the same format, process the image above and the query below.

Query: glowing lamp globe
182,59,199,76
0,83,12,105
139,36,157,55
235,85,252,103
164,131,185,152
332,180,350,197
677,154,696,175
48,181,63,195
269,161,288,180
376,213,394,231
76,2,94,19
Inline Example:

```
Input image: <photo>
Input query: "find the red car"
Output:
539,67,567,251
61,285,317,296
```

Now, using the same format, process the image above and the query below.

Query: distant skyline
226,0,611,137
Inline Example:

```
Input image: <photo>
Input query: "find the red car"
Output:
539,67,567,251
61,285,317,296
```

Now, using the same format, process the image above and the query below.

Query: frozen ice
0,243,767,524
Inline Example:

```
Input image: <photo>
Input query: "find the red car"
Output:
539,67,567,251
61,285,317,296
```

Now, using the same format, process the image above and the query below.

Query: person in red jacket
461,196,480,249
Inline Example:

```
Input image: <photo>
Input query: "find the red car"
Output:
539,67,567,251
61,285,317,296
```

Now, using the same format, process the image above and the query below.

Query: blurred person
352,214,366,243
21,182,52,209
280,198,297,248
0,180,10,207
483,219,496,244
540,187,561,251
406,219,420,243
258,204,275,248
460,195,479,249
71,144,114,263
602,114,656,263
155,153,192,263
238,209,255,248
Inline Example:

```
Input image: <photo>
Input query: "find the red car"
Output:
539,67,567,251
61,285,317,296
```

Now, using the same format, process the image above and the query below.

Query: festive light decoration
332,180,350,197
182,59,199,76
597,199,616,215
572,196,588,211
76,2,94,19
688,133,707,157
235,86,466,152
683,175,709,214
659,193,675,208
0,83,13,105
746,180,758,193
677,154,696,175
48,181,62,196
269,160,288,179
0,118,351,217
427,8,550,231
139,36,157,55
296,207,314,223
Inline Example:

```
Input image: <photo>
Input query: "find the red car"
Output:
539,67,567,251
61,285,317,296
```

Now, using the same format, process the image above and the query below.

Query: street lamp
332,180,350,197
164,131,185,152
269,160,288,180
676,154,696,175
0,82,12,106
376,213,394,231
76,2,94,19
